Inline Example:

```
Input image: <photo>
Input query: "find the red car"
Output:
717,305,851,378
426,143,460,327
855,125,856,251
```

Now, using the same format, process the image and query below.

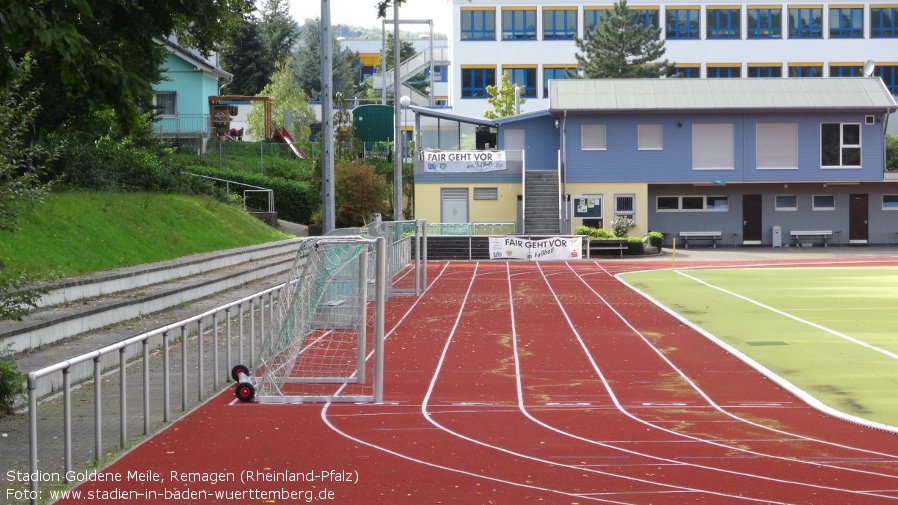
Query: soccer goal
232,236,386,403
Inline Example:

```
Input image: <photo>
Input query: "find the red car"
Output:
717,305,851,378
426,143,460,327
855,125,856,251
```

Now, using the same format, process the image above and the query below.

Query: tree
0,58,54,322
1,0,252,131
334,94,361,161
0,58,53,234
221,16,273,96
383,33,417,71
260,0,300,67
570,0,673,79
887,134,898,172
294,19,364,100
246,60,316,140
484,72,526,119
375,0,406,18
333,161,391,227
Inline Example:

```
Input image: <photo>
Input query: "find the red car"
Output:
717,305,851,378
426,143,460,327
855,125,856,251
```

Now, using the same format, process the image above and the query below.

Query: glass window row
461,5,898,41
460,64,898,98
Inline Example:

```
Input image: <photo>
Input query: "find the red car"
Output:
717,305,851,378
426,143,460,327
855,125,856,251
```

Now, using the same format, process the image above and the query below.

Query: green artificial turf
621,266,898,427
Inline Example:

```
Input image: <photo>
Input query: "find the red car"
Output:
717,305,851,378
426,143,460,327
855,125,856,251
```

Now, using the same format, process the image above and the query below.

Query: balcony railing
153,114,210,139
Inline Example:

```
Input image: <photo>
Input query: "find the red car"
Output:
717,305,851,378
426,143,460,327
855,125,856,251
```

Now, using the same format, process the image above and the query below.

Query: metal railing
427,222,516,236
24,286,282,502
189,173,275,213
20,223,429,502
153,114,210,139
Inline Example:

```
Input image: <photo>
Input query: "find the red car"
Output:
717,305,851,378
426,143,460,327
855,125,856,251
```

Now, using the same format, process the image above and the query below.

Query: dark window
871,7,898,37
707,8,741,39
829,7,863,38
666,8,700,39
747,8,782,38
789,8,822,38
461,68,496,98
821,123,861,167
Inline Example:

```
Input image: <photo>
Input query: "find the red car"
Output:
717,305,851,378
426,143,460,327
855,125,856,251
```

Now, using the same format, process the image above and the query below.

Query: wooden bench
790,230,832,247
584,238,629,258
678,231,721,248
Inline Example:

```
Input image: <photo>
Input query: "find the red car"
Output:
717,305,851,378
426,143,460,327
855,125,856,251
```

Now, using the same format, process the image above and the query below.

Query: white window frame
154,91,177,116
581,124,607,150
614,194,636,221
820,123,862,168
775,194,798,211
812,194,836,210
655,195,729,211
637,124,663,150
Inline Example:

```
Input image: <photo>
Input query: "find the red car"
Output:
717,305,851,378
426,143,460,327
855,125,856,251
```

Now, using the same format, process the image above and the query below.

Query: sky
290,0,451,36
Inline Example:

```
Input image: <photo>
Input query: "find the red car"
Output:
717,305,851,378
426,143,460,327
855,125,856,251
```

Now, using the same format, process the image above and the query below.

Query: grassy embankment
0,192,292,278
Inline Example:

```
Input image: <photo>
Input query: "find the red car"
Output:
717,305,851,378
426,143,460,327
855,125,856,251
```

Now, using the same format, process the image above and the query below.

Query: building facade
413,78,898,246
448,0,898,121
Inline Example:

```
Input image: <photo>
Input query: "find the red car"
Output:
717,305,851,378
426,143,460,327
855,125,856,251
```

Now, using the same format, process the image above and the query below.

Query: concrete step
1,239,302,354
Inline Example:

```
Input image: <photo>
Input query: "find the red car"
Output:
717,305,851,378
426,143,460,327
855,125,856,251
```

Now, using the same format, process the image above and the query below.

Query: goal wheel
235,382,255,402
231,364,250,382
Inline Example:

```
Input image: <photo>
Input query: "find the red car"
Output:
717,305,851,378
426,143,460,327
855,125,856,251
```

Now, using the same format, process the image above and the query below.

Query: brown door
742,194,762,244
849,194,869,243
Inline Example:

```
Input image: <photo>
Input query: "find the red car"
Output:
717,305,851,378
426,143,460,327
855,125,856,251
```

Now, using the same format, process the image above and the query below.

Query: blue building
152,37,232,151
412,77,898,246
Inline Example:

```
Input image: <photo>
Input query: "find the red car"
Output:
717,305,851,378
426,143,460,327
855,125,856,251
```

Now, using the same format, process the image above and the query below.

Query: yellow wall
414,182,521,224
565,183,649,237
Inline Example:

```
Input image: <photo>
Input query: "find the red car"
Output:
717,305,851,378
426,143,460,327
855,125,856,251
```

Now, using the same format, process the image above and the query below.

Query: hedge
182,165,317,224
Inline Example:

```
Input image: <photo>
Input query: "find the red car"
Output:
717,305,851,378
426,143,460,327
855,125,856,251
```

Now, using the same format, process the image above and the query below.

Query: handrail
188,173,275,213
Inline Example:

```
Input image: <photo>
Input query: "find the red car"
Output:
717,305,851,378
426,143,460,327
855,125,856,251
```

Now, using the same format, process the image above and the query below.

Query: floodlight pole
321,0,335,233
393,0,403,221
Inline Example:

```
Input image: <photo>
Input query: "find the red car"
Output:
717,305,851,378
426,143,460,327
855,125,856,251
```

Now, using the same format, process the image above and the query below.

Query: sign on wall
489,236,583,261
421,150,506,172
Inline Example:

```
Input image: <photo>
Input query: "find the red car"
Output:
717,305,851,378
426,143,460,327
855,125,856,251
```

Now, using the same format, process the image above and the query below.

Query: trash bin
772,226,782,248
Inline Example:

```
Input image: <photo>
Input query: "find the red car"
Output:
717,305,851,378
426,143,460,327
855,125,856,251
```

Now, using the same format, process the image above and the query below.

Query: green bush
573,225,613,239
182,165,317,224
625,236,645,255
646,231,663,248
0,344,24,415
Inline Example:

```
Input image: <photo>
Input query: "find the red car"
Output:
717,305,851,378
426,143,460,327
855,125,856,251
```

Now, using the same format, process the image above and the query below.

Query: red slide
272,126,309,159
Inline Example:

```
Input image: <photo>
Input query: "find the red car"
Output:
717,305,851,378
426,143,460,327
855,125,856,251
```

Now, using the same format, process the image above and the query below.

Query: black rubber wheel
235,382,255,402
231,364,250,382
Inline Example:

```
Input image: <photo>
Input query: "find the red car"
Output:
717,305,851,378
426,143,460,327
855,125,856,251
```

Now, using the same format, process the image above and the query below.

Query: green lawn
620,266,898,428
0,192,292,277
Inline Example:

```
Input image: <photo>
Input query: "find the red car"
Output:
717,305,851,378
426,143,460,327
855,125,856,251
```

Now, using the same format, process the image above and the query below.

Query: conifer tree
571,0,673,79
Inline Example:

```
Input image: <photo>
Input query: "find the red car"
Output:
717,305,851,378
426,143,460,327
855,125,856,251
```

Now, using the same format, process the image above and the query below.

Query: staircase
371,47,449,104
524,170,561,235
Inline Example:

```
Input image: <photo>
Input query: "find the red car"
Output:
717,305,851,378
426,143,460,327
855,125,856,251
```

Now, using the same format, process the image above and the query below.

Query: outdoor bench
584,238,629,258
790,230,832,247
678,231,722,248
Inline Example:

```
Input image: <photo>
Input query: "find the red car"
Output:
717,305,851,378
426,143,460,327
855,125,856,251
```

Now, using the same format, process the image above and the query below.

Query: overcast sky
290,0,451,36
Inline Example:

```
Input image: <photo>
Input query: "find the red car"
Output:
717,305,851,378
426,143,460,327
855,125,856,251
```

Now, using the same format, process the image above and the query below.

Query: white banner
421,150,506,172
489,237,583,261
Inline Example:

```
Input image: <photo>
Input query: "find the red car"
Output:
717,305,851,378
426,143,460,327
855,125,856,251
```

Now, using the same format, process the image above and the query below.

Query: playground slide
273,126,309,160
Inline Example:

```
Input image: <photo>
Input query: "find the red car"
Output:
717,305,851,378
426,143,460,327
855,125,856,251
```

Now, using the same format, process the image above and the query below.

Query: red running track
58,259,898,504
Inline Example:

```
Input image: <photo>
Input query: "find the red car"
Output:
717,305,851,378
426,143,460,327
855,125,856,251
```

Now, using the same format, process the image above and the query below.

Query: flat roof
549,78,898,113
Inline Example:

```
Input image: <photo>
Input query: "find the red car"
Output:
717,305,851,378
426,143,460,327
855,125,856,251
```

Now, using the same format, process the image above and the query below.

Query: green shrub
0,344,24,415
573,225,613,239
646,231,663,248
625,236,645,255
